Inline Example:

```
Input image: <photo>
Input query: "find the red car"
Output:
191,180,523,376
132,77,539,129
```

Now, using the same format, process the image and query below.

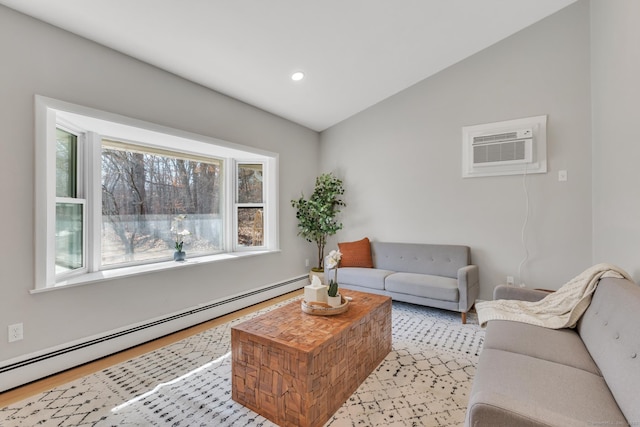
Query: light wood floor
0,290,302,408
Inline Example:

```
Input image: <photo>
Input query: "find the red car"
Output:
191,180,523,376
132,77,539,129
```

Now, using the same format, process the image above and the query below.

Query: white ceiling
2,0,577,131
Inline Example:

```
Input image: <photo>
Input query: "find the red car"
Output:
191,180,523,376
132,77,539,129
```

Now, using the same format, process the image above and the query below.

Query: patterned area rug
1,299,484,427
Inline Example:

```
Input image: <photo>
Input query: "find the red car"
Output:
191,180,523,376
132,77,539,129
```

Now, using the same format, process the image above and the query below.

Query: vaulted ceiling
1,0,577,131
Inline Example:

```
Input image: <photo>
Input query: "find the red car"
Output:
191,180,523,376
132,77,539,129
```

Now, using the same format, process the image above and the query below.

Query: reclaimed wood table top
231,289,391,352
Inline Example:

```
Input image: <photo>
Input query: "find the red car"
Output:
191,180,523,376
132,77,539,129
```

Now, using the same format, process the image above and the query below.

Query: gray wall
3,0,638,378
591,0,640,279
320,1,593,300
0,6,318,363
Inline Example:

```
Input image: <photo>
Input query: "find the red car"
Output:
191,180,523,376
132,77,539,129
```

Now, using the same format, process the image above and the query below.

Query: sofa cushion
371,242,470,278
337,267,393,290
483,320,601,376
467,349,627,427
385,272,459,302
577,277,640,423
338,237,374,268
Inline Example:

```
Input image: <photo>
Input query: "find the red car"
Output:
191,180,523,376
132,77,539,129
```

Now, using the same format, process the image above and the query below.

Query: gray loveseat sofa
329,241,479,323
466,276,640,426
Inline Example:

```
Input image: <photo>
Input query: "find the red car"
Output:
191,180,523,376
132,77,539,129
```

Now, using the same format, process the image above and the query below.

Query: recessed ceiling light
291,71,305,81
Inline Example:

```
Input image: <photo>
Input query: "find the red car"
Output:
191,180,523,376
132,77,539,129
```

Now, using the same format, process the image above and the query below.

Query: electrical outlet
8,323,23,342
506,276,514,286
305,259,309,267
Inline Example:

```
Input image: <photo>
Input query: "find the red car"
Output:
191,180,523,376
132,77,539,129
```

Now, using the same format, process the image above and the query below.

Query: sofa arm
493,285,549,302
458,264,480,313
466,390,586,427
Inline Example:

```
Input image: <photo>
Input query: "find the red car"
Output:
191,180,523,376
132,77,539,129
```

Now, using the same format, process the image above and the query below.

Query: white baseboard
0,276,306,393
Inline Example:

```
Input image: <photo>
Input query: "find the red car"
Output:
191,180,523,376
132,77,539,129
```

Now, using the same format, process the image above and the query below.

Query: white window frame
53,123,89,279
234,161,267,251
34,95,279,291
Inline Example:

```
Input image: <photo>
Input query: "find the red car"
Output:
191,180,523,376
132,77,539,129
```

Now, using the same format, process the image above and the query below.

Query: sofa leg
461,312,467,324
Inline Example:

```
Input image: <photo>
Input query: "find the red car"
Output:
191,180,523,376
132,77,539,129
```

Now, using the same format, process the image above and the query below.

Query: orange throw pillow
338,237,373,268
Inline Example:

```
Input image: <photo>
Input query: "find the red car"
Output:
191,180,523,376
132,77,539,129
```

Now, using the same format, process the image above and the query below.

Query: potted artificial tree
291,173,345,283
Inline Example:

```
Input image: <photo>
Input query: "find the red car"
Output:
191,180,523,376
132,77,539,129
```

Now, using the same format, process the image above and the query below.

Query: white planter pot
327,294,342,308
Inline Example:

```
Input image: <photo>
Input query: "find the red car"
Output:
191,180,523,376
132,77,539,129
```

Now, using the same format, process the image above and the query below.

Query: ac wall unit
462,115,547,178
472,128,533,167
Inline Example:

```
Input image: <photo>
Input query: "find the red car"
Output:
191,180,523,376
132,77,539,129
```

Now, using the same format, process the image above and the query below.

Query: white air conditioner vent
473,140,525,164
462,116,546,178
473,129,530,144
472,128,532,167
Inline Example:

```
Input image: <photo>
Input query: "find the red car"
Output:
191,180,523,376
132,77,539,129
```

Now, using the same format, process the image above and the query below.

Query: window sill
31,250,279,294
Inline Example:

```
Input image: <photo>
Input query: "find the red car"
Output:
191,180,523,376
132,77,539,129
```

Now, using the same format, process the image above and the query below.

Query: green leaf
290,173,346,268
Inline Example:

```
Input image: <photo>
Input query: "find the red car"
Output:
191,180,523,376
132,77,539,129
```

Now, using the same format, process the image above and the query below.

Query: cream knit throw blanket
476,263,632,329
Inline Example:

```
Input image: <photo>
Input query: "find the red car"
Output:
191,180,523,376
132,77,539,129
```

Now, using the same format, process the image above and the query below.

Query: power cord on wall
517,164,530,287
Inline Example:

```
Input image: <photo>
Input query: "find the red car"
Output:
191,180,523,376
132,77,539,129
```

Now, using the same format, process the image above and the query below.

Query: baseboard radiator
0,275,307,393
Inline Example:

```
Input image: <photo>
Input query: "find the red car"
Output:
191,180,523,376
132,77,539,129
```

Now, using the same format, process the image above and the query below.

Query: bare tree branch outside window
101,142,222,266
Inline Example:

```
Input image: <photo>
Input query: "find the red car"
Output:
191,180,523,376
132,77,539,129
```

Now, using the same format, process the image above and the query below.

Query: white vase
327,294,342,308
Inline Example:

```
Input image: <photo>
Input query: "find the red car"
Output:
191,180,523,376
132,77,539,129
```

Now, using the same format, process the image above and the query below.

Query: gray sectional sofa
328,241,479,323
466,276,640,426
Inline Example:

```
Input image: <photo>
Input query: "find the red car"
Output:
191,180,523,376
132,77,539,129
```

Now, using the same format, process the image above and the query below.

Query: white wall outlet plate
8,323,23,342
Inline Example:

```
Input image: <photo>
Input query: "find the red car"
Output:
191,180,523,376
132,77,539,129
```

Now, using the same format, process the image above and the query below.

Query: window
101,140,223,266
236,163,265,248
35,96,277,289
55,128,86,276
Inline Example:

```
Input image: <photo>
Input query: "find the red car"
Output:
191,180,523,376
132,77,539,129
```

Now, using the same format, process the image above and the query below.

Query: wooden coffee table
231,290,392,427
